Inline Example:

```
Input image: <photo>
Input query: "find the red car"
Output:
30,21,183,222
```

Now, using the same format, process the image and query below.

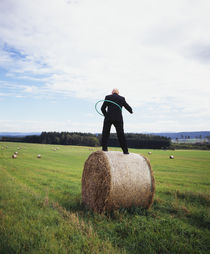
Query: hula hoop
95,100,122,116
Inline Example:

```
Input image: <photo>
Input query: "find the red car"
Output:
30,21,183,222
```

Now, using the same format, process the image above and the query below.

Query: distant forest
1,132,171,149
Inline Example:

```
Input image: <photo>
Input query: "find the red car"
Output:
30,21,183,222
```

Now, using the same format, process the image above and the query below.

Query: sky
0,0,210,133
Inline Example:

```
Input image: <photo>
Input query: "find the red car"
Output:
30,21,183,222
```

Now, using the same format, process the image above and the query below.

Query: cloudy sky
0,0,210,133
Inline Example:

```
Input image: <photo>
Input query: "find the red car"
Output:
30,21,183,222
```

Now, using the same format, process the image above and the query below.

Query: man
101,88,133,154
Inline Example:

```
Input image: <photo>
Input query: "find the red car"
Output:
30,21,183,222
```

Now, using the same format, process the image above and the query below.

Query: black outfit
101,93,133,154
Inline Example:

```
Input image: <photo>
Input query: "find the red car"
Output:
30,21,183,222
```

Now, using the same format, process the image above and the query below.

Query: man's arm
101,97,108,116
123,98,133,114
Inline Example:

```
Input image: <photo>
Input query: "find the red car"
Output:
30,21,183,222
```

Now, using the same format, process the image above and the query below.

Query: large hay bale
82,151,155,212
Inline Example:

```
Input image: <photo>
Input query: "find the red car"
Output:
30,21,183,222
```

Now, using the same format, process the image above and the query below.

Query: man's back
101,93,132,122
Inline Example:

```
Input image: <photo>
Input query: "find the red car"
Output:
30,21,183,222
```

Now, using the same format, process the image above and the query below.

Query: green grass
0,142,209,254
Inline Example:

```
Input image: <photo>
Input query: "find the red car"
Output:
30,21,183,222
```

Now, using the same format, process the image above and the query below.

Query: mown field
0,142,209,254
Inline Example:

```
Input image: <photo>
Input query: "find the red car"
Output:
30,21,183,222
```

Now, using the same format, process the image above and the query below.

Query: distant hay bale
82,151,155,213
148,152,152,155
170,155,174,159
12,154,17,159
37,154,41,158
14,151,18,155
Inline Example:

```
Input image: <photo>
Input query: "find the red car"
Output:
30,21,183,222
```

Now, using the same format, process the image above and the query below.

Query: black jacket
101,93,133,122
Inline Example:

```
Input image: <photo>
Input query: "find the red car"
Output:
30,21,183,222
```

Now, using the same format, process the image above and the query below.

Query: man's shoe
123,151,129,154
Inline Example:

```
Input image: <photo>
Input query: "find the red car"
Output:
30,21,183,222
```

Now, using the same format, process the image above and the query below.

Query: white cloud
0,0,210,132
0,119,101,132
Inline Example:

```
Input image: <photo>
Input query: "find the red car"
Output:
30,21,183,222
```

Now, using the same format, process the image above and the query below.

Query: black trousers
101,119,128,153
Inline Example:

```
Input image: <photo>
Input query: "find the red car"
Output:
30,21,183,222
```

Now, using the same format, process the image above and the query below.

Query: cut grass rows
0,168,121,254
0,142,210,253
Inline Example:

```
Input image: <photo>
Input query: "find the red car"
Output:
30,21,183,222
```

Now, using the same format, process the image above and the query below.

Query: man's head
112,88,119,95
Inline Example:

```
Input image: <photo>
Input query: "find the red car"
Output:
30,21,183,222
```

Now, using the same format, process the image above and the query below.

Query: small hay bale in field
148,152,152,155
14,151,18,155
37,154,41,158
12,154,17,159
82,151,155,213
170,155,174,159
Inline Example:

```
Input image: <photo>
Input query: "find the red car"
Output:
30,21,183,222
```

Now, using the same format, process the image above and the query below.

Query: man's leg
101,120,112,151
113,121,129,154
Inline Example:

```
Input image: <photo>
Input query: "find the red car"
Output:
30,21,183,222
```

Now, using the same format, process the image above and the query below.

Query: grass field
0,142,209,254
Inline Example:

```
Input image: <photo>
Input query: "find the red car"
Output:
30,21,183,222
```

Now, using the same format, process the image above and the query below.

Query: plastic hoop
95,100,122,116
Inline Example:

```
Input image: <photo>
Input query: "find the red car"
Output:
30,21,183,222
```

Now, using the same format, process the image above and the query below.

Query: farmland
0,142,209,254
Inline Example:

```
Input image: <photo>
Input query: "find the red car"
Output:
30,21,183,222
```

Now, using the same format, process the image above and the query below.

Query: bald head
112,88,119,95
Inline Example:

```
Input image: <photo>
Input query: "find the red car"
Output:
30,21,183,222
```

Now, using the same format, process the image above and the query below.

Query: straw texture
82,151,155,212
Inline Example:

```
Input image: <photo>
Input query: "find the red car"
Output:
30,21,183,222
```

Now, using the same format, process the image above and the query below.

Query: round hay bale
148,152,152,155
37,154,41,158
82,151,155,213
170,155,174,159
12,154,17,159
14,151,18,155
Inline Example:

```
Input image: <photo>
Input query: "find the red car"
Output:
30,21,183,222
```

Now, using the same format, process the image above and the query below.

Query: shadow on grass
168,190,210,207
153,191,210,230
52,188,210,230
58,192,151,221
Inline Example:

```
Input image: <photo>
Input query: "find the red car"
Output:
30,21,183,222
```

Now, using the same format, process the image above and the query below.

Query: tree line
1,131,171,149
100,133,170,149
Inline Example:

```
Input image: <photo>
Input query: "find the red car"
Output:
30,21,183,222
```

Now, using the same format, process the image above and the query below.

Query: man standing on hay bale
101,88,133,154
